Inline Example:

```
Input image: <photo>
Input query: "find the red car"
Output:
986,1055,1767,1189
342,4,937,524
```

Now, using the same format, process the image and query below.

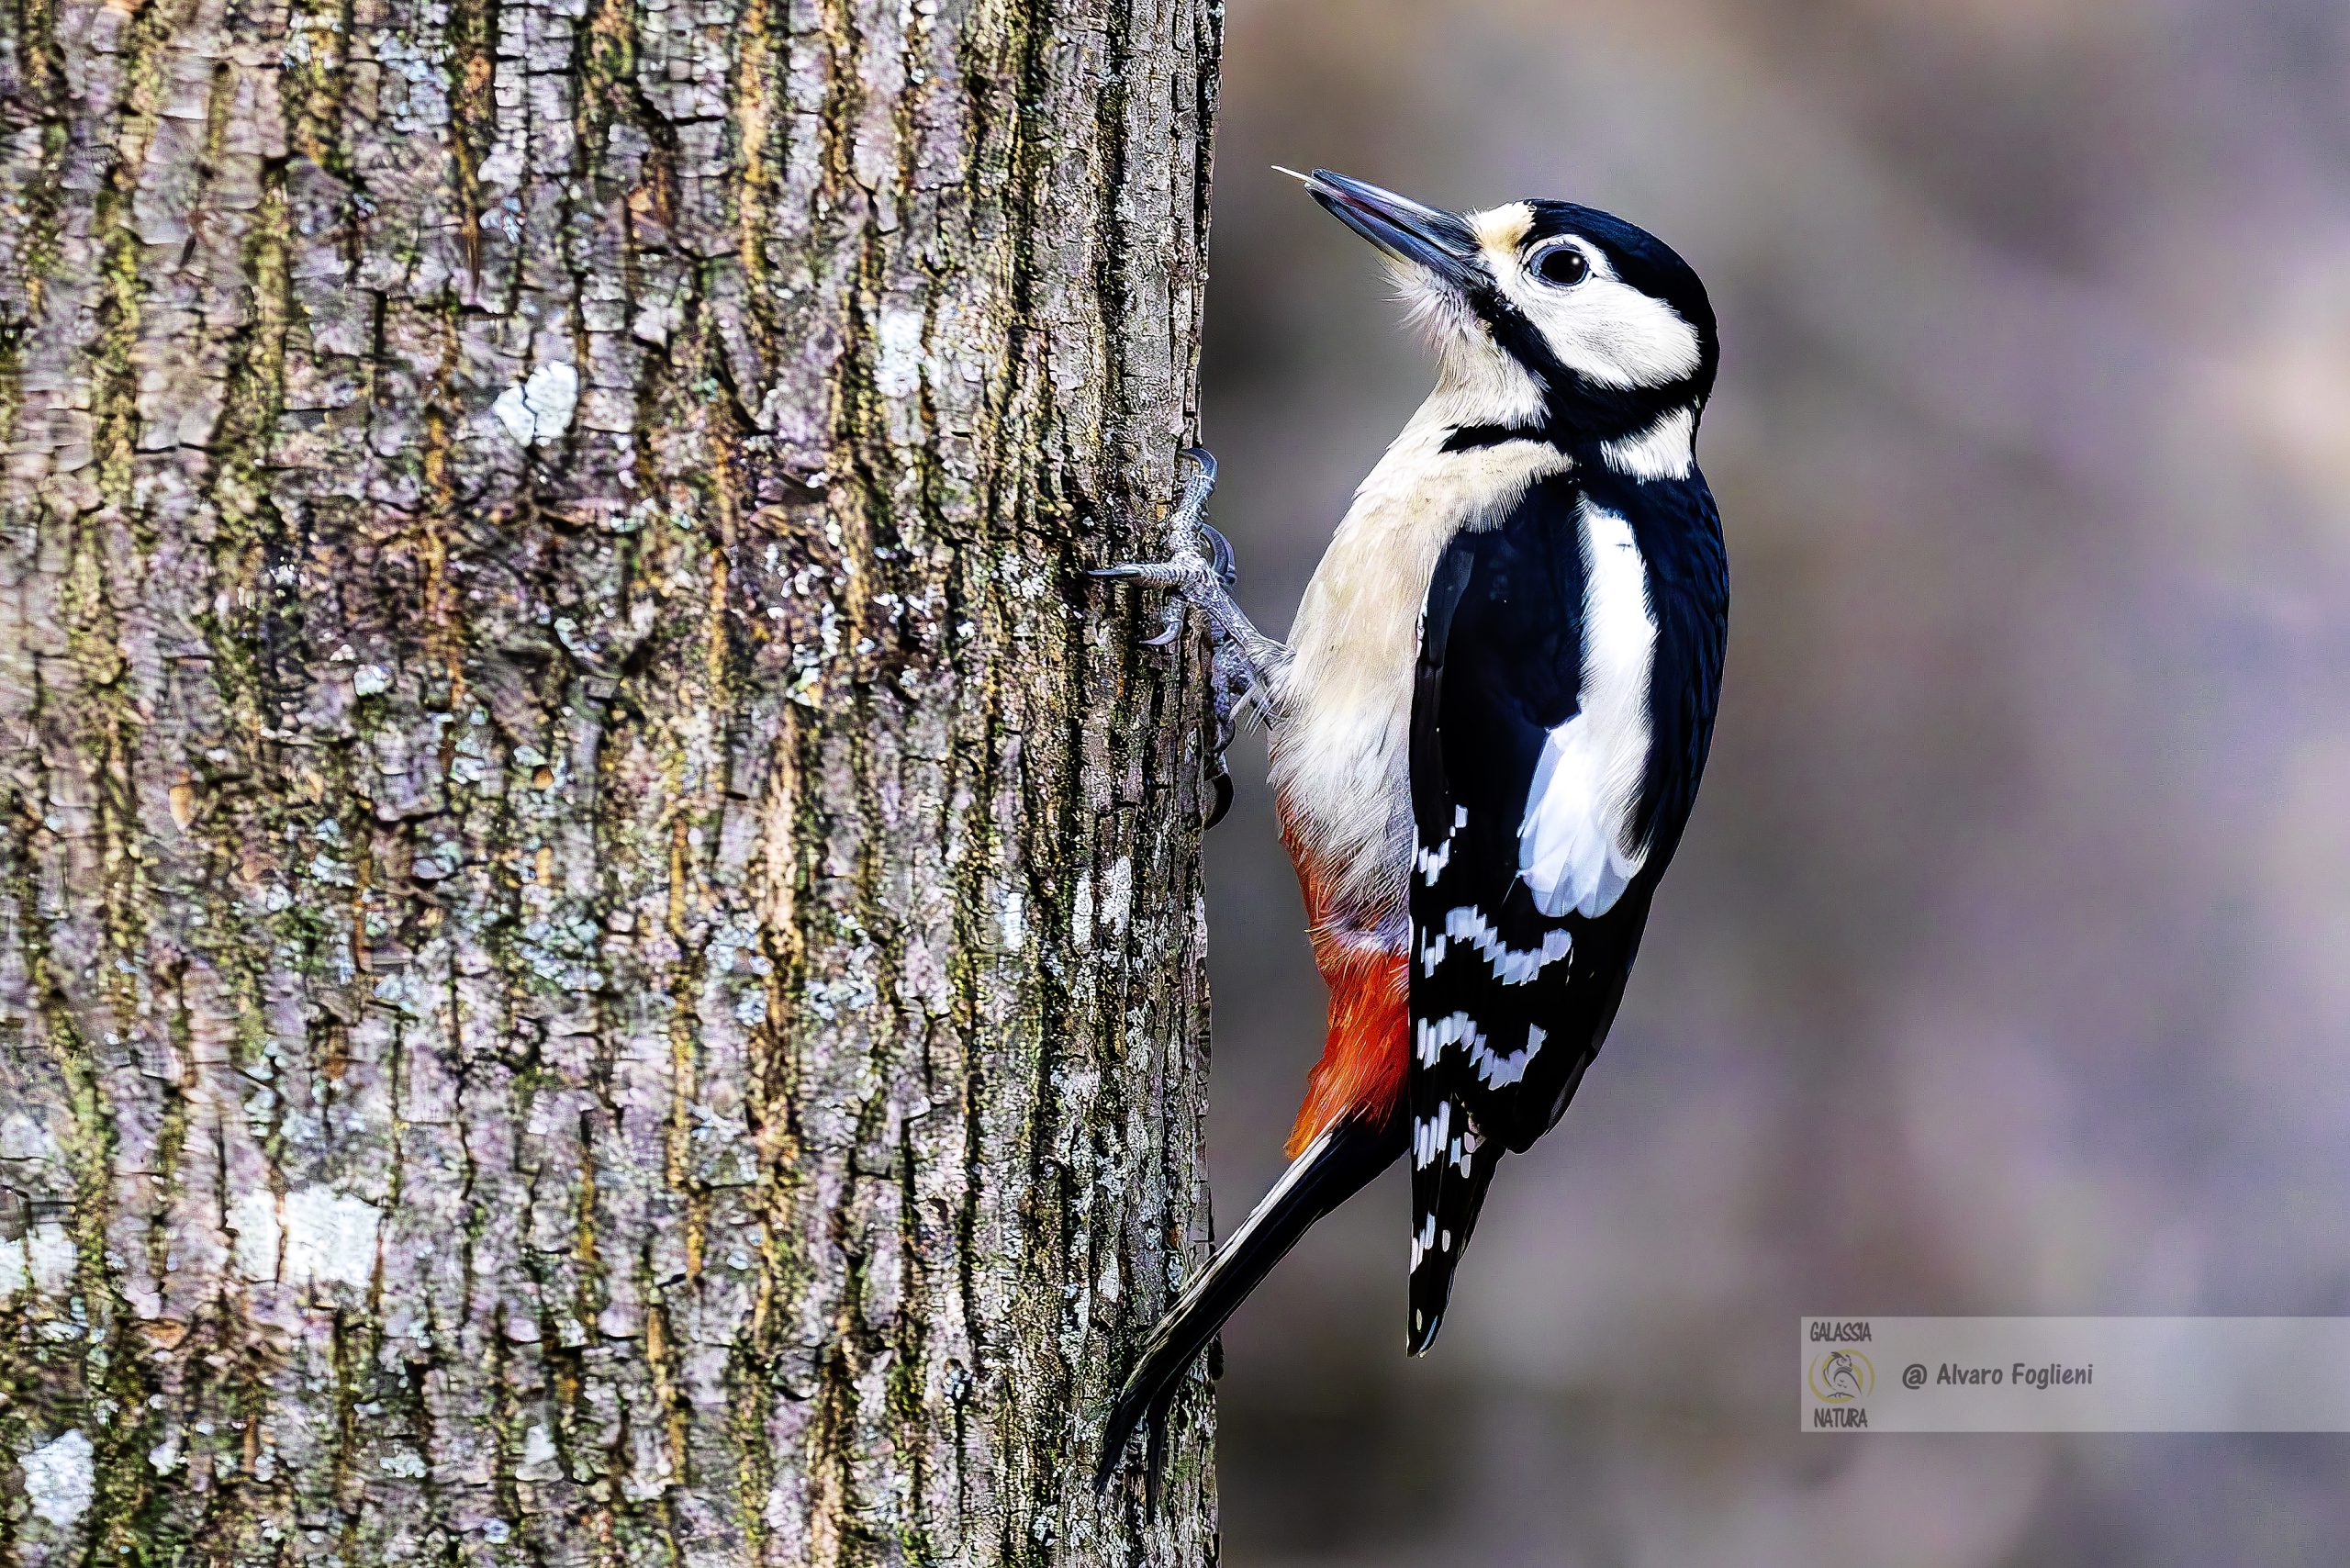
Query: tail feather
1096,1110,1404,1495
1406,1106,1501,1356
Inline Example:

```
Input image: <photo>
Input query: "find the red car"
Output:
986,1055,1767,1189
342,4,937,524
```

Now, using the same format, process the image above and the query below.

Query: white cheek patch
1517,502,1656,917
1517,274,1702,389
1491,240,1702,392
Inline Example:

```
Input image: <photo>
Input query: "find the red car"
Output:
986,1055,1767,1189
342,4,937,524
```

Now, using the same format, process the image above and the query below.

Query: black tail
1405,1118,1501,1356
1095,1110,1404,1498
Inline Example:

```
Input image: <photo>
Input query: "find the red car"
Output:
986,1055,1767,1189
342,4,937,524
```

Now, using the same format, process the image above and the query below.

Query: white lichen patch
228,1186,381,1288
21,1429,95,1528
491,362,580,447
874,304,926,399
34,1223,73,1289
1099,857,1133,937
0,1110,61,1161
517,1422,562,1482
226,1192,275,1279
0,1221,76,1297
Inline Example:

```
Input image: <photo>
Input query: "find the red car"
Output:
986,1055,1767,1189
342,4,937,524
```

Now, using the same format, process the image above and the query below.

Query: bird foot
1088,446,1232,633
1090,447,1260,827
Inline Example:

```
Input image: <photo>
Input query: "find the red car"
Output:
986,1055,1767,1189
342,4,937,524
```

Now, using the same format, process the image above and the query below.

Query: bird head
1286,168,1717,460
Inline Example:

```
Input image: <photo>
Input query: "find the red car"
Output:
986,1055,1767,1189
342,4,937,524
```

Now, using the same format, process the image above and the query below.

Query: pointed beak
1282,168,1484,294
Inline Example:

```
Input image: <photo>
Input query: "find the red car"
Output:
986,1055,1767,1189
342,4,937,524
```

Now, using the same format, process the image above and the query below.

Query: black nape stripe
1440,421,1561,454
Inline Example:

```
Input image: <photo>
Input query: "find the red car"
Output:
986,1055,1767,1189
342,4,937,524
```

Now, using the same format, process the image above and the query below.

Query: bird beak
1281,168,1484,294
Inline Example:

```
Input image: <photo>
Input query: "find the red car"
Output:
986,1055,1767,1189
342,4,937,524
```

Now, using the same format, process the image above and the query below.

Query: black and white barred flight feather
1405,463,1726,1351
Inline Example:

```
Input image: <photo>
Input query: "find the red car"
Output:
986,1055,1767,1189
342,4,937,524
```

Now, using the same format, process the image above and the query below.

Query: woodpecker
1091,171,1728,1493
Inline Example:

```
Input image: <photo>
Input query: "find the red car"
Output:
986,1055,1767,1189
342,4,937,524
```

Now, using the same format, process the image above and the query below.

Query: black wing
1404,470,1726,1353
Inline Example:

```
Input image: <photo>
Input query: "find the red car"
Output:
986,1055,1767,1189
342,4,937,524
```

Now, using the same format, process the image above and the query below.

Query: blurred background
1192,2,2350,1563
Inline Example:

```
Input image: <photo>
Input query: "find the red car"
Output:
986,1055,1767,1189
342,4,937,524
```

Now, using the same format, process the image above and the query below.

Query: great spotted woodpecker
1091,171,1728,1492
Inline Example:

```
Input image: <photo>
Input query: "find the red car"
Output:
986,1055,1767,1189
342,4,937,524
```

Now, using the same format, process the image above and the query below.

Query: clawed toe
1086,446,1229,602
1205,767,1234,829
1098,570,1197,653
1082,445,1276,836
1088,562,1172,585
1198,521,1237,590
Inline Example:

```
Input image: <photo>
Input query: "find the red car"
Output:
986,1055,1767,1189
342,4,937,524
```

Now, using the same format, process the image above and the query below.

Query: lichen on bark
0,0,1225,1562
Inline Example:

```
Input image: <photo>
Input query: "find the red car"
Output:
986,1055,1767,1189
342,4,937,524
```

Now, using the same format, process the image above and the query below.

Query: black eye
1534,246,1589,286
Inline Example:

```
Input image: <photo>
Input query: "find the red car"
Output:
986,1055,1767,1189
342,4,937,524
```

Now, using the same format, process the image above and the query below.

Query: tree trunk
0,0,1222,1562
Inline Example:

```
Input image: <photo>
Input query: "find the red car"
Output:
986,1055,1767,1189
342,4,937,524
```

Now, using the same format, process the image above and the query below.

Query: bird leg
1090,448,1289,825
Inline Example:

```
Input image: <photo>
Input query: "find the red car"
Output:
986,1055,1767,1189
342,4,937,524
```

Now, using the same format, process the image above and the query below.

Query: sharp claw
1088,565,1139,581
1205,771,1233,829
1199,522,1237,590
1146,601,1188,647
1169,449,1218,536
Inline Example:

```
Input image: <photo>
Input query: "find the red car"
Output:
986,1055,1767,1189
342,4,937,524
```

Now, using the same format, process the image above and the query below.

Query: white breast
1270,391,1571,932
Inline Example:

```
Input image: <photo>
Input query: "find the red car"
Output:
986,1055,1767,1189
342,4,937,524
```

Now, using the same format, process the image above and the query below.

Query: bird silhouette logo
1809,1350,1874,1403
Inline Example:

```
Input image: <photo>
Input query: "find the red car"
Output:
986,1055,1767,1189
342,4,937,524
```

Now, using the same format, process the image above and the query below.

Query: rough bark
0,0,1223,1562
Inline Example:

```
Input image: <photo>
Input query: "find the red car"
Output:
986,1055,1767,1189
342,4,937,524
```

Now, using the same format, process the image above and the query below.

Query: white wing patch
1517,502,1657,918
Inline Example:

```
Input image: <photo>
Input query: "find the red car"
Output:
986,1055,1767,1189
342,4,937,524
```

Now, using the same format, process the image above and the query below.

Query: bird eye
1533,245,1590,286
